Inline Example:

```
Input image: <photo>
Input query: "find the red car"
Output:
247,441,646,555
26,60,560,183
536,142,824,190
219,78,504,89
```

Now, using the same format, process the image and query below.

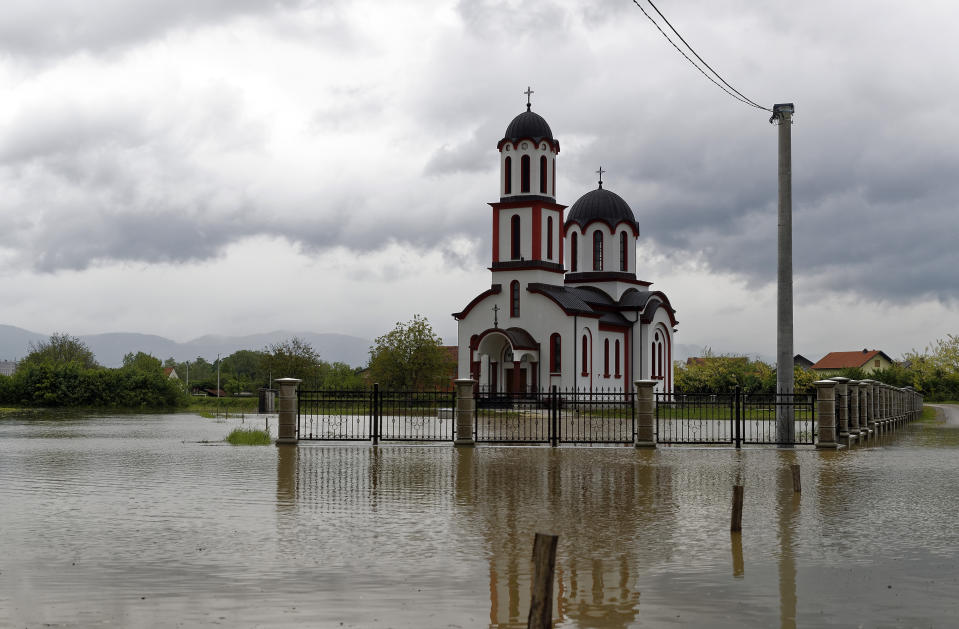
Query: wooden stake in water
791,464,801,493
731,485,744,532
528,533,558,629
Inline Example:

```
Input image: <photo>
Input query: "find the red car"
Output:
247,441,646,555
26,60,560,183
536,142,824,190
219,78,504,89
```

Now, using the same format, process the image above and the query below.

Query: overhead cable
630,0,772,113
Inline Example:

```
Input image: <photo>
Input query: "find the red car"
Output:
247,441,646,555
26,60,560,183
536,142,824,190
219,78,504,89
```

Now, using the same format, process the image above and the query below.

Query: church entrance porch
473,327,539,396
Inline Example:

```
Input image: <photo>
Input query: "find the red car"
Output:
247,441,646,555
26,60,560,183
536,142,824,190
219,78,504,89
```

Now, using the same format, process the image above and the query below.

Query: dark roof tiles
503,109,553,143
565,187,639,232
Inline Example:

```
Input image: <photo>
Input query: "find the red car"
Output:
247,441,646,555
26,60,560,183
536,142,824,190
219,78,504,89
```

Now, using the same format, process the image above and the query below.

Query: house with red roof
811,349,895,377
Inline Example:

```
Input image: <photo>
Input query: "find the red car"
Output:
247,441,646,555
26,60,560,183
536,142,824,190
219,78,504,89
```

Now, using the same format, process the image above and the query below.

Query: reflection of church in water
454,94,677,394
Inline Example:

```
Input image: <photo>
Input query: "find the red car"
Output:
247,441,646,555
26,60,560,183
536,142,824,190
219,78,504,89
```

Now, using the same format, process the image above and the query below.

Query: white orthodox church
453,98,677,394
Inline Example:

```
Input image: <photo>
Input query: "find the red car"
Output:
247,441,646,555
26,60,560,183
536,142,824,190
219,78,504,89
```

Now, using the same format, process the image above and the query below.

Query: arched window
570,232,578,272
552,159,556,197
603,339,610,377
593,230,603,271
546,216,553,260
582,335,588,374
658,341,663,380
504,156,512,194
520,155,530,193
510,280,520,317
614,339,621,377
550,333,561,373
652,333,659,377
539,155,547,193
510,215,520,260
620,231,628,272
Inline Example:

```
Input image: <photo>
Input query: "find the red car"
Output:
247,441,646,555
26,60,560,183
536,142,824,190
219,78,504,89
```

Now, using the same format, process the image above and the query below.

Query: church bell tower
489,88,566,286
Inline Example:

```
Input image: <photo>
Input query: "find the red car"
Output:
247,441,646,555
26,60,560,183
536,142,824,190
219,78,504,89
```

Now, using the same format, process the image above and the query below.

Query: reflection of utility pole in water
777,455,799,629
772,104,796,446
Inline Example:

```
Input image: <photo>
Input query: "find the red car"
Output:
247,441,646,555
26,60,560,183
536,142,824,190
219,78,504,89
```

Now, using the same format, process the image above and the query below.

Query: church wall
500,141,557,198
497,208,533,261
616,225,635,274
565,224,582,271
540,208,564,265
646,309,675,393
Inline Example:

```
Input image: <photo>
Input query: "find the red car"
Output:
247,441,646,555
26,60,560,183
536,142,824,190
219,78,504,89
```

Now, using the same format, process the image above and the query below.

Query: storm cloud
1,0,958,353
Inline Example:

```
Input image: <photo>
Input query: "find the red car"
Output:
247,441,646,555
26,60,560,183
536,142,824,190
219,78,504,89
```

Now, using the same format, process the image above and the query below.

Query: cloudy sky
1,0,957,363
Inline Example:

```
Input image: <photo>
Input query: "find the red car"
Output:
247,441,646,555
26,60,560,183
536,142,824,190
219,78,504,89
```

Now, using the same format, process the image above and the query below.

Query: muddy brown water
2,408,958,627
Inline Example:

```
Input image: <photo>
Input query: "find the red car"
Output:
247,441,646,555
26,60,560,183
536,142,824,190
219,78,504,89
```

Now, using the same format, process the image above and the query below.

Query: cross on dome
596,166,605,189
524,86,534,111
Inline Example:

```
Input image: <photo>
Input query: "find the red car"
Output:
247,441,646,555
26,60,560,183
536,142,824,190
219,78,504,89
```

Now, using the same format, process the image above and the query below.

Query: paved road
928,403,959,425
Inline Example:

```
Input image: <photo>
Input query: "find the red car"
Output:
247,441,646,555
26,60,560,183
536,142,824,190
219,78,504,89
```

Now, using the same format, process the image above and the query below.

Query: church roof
565,187,639,233
503,109,553,143
527,283,593,315
527,283,676,326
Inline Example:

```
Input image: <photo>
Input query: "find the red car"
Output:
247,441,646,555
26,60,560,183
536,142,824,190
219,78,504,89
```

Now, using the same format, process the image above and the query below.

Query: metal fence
298,385,455,443
655,389,815,447
474,388,635,445
298,386,813,447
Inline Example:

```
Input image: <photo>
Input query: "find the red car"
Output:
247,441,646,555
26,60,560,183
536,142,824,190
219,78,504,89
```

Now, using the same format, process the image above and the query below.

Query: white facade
453,104,677,394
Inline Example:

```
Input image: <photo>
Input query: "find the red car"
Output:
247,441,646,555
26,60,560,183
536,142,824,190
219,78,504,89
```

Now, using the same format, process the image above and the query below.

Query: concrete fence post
275,377,302,446
862,380,875,434
453,379,477,447
882,385,890,428
858,382,872,437
846,380,869,438
634,380,657,448
830,377,852,442
880,385,887,428
814,380,839,449
874,382,883,432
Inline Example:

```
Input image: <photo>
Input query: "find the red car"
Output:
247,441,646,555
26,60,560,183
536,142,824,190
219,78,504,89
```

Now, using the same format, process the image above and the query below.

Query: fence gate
655,389,816,447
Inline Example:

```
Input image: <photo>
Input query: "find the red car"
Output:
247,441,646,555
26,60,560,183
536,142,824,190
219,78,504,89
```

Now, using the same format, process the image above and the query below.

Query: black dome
565,187,639,232
503,109,553,142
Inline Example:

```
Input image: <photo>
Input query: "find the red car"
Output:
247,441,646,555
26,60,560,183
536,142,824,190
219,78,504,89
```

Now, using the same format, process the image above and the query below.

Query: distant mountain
0,324,46,361
0,325,371,368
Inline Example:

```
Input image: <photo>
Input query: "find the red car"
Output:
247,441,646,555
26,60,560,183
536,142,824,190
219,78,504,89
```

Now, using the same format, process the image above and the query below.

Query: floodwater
2,408,959,628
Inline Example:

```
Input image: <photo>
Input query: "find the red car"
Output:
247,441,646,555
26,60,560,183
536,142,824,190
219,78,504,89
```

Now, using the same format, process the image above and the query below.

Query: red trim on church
452,285,502,320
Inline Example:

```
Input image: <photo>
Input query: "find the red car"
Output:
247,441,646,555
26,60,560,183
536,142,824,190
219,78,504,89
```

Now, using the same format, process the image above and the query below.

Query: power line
630,0,771,113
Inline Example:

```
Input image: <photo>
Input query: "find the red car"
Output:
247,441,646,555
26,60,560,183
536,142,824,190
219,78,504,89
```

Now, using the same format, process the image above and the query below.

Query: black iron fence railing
298,385,455,443
297,386,817,446
654,389,815,446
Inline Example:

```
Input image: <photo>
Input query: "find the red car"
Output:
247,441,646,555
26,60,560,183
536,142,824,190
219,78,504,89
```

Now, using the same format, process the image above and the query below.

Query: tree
262,337,324,386
367,315,453,390
21,333,97,369
122,352,162,372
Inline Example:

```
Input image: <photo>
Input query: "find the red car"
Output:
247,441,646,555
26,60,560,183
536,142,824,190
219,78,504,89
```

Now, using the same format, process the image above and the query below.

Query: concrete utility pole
771,103,795,445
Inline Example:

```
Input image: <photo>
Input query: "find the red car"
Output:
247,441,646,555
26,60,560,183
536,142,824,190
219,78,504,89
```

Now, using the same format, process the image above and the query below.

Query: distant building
811,349,895,377
0,360,17,376
163,367,179,380
793,354,815,370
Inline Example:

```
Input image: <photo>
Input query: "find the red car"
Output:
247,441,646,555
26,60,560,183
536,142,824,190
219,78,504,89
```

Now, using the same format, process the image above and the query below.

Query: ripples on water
2,410,959,627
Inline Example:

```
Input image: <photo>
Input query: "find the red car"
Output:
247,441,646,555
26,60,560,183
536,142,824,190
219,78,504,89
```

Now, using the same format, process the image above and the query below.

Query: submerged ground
1,408,957,627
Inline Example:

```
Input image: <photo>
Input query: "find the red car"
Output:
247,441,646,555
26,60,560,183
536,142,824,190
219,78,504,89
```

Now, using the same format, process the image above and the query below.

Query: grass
226,427,272,445
921,405,942,422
